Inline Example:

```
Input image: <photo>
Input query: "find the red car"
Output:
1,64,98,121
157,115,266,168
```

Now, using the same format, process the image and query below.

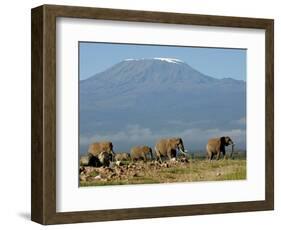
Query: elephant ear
220,136,226,145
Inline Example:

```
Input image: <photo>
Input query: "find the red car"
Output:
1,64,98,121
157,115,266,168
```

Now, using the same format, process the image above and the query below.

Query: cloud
80,124,246,151
80,124,160,145
231,117,246,126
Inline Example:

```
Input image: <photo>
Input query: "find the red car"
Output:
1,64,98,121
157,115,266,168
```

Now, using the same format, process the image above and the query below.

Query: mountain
79,58,246,153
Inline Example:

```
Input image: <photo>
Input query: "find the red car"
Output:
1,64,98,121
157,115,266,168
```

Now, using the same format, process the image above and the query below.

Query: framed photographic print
31,4,274,225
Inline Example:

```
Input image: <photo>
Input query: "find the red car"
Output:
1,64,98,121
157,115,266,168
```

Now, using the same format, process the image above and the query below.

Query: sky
79,42,247,81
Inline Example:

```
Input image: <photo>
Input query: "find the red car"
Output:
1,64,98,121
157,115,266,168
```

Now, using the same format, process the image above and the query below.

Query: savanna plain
80,154,246,186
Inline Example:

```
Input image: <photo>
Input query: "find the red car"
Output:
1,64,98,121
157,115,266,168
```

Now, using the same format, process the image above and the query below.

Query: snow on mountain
125,57,184,64
153,57,184,64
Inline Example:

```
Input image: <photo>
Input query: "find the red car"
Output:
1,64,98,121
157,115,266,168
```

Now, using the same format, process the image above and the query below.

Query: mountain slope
79,58,246,153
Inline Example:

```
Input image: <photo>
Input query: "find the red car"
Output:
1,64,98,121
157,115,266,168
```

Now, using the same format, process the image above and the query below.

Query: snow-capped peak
124,57,184,64
152,57,183,64
124,58,136,61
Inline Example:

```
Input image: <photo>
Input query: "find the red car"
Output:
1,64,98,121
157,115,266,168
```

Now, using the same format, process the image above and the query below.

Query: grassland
80,156,246,187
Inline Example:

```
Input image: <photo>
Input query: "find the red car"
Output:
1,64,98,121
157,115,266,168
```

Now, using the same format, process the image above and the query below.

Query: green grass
88,171,99,177
80,176,160,186
219,166,247,180
163,168,189,174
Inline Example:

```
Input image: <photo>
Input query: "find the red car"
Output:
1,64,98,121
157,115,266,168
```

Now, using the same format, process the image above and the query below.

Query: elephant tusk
179,148,188,157
179,148,185,153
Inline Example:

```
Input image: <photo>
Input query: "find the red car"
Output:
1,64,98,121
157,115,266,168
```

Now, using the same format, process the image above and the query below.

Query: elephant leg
167,150,172,160
142,154,147,162
222,148,226,159
155,148,162,163
216,151,221,160
206,150,212,161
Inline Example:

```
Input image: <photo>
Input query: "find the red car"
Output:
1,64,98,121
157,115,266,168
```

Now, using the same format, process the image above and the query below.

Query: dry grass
80,158,246,187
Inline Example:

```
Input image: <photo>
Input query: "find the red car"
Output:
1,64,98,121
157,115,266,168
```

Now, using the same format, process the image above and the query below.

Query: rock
79,166,85,174
170,157,177,162
109,162,116,168
122,165,129,170
180,157,189,163
95,167,113,179
97,167,112,174
116,160,123,166
133,172,139,177
80,155,90,166
80,174,88,181
84,167,96,175
108,173,117,179
115,167,124,176
161,162,169,168
105,167,114,173
136,165,143,170
94,175,102,180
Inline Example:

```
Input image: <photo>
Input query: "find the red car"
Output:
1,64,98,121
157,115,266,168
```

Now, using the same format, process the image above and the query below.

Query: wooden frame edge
265,19,274,210
31,5,44,224
31,5,57,224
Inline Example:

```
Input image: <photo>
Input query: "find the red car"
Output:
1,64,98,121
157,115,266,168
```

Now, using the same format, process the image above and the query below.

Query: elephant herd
81,136,235,167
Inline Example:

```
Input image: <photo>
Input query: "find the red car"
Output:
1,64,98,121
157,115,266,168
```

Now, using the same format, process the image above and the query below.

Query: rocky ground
79,157,246,186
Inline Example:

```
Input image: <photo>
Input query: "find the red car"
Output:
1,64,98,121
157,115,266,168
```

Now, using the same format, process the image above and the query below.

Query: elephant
130,146,153,161
80,154,92,166
115,152,131,161
80,152,111,167
155,138,187,162
206,136,234,160
97,151,111,167
88,141,115,162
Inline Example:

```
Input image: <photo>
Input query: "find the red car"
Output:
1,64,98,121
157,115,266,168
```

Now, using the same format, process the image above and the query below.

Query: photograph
78,42,247,186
